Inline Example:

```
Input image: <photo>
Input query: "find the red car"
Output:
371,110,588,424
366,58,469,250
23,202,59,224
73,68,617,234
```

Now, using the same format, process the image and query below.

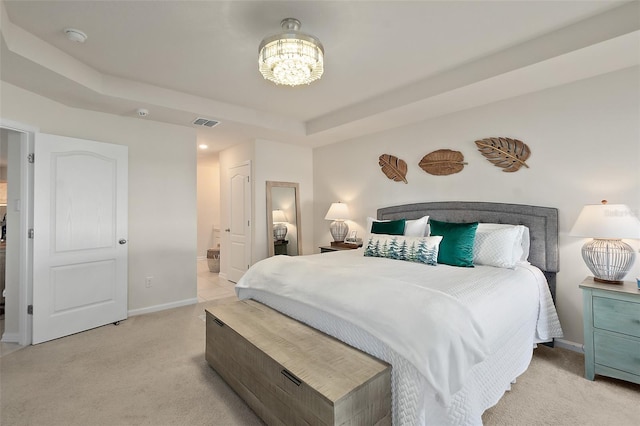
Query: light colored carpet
1,298,638,425
1,297,262,426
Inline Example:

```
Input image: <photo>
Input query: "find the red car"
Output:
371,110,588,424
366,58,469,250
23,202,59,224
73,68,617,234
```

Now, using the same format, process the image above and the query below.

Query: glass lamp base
273,223,288,241
329,220,348,242
582,239,635,284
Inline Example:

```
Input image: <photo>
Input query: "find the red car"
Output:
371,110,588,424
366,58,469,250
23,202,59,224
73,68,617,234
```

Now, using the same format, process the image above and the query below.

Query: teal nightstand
579,277,640,384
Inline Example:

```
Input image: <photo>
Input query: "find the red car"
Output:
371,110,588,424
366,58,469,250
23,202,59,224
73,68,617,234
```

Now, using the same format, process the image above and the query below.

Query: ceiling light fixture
64,28,87,43
198,144,208,149
258,18,324,87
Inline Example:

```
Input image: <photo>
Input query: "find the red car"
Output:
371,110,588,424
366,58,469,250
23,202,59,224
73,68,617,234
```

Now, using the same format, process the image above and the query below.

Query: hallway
197,259,236,302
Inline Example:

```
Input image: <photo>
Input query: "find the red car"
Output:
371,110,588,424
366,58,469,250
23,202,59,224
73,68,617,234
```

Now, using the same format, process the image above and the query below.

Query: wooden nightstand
579,277,640,384
319,245,360,253
274,240,288,255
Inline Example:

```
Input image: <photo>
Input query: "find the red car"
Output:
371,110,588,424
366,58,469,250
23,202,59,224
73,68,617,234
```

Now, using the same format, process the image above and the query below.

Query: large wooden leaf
419,149,467,176
475,137,530,172
378,154,408,183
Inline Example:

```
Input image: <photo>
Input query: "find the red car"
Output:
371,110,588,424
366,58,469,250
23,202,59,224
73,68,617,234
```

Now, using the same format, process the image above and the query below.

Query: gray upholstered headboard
377,201,559,300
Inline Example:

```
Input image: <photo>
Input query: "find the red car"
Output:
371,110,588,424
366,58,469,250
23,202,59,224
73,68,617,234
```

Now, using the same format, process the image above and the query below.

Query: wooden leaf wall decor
419,149,467,176
378,154,408,183
475,137,531,172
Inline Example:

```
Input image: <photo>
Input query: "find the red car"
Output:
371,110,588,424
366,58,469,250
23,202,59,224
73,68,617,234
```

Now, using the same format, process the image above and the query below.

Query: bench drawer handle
281,369,301,386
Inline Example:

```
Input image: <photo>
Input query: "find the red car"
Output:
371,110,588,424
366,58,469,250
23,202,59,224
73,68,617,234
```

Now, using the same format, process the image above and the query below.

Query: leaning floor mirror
266,181,302,257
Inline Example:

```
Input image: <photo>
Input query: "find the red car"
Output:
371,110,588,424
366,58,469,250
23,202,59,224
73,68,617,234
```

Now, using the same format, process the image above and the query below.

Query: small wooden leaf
475,137,530,172
419,149,467,176
378,154,408,183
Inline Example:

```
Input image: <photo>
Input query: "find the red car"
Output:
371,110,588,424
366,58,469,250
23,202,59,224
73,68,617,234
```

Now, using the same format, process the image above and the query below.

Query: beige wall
197,154,220,258
312,67,640,347
1,82,198,314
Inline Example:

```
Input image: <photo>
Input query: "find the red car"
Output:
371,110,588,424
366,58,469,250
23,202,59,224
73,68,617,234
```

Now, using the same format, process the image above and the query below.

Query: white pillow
476,223,529,261
473,224,529,268
366,216,430,237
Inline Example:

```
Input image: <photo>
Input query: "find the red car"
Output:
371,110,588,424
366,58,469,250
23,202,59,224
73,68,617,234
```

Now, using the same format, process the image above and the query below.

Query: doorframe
0,118,35,346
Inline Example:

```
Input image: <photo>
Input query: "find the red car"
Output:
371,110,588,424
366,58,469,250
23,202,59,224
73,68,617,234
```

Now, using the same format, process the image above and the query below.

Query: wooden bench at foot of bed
205,300,391,426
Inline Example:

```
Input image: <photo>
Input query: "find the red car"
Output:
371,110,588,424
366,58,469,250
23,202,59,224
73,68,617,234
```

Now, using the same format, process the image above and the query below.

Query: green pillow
371,219,406,235
429,219,478,267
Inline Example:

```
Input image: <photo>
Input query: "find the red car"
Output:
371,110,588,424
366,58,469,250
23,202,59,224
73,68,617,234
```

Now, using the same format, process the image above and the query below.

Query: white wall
197,154,220,258
0,82,198,314
254,139,314,261
218,139,314,278
312,67,640,346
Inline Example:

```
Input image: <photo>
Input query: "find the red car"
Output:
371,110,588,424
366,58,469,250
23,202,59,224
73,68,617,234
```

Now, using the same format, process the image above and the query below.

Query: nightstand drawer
594,331,640,375
593,296,640,338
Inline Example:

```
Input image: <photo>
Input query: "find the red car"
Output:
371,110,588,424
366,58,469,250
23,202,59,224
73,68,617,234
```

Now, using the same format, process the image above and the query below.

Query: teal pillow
429,219,478,267
371,219,406,235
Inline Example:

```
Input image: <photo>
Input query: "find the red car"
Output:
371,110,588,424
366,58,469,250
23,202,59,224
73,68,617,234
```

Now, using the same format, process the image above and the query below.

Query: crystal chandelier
258,18,324,87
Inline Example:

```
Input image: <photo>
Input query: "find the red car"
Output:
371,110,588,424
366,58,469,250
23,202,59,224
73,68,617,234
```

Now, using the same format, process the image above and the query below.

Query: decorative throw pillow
366,216,429,237
405,216,430,237
429,219,478,267
371,219,406,235
474,224,529,268
363,234,443,265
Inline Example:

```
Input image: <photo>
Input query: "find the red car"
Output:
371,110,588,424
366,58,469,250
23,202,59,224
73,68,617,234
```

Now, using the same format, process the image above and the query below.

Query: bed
235,201,563,425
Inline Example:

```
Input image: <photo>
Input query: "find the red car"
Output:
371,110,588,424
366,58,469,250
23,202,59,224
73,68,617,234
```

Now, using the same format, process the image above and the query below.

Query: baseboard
555,338,584,353
1,332,20,343
128,298,198,317
219,272,228,281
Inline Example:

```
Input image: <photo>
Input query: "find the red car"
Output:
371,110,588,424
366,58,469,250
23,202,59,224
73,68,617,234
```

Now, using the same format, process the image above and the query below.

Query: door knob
119,239,127,245
225,228,231,232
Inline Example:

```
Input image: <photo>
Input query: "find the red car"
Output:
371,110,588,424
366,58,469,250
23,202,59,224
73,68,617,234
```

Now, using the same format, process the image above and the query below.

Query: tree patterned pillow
363,234,443,265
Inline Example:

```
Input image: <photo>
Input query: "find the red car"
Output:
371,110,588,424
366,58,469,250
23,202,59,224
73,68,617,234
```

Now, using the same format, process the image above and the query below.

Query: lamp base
273,223,288,241
582,239,635,284
329,220,348,242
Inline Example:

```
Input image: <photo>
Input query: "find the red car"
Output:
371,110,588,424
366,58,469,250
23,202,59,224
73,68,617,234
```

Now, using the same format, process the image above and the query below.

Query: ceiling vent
192,118,220,128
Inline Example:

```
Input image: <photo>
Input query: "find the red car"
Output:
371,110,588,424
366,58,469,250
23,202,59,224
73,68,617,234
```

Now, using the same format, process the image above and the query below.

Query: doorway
0,122,34,351
195,152,234,301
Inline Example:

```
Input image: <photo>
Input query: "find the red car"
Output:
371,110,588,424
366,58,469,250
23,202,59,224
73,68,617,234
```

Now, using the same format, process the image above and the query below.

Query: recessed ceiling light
64,28,87,43
199,144,209,149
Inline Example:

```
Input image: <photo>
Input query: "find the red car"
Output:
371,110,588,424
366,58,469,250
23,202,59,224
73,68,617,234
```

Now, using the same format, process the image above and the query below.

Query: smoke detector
136,108,149,117
64,28,87,43
192,117,220,128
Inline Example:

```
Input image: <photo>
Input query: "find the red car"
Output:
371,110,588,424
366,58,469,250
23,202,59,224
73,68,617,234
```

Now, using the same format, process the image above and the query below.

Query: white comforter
235,249,563,425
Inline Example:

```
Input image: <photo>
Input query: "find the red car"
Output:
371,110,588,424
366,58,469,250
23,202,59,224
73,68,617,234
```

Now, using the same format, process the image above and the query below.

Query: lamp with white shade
570,200,640,284
324,202,350,242
272,209,288,241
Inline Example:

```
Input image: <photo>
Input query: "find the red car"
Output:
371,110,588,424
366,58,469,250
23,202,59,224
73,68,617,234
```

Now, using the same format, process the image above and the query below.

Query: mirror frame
266,181,302,257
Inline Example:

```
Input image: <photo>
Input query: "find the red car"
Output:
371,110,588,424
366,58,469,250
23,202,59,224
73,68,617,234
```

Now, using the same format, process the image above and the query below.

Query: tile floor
197,258,238,302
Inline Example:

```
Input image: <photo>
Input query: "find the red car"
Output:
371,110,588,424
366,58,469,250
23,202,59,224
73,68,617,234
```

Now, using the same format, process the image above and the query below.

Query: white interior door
33,133,128,344
227,163,251,283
